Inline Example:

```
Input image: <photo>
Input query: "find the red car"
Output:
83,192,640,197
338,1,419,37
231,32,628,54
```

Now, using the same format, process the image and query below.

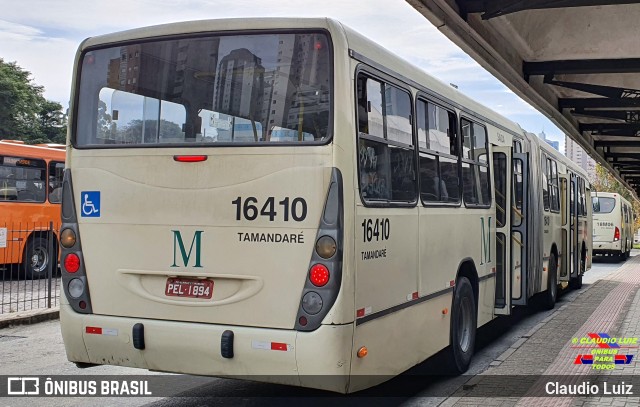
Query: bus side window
417,99,460,204
356,72,416,203
549,159,559,212
49,161,64,204
541,155,550,211
460,118,490,207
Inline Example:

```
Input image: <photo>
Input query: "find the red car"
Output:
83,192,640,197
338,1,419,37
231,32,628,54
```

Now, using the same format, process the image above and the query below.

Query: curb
0,308,59,329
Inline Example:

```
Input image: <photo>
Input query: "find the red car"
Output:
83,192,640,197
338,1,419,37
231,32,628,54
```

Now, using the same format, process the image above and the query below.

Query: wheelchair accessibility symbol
81,191,100,217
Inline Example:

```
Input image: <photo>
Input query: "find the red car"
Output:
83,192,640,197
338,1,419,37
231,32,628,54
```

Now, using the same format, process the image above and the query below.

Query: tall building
538,131,560,151
565,136,596,180
215,48,265,122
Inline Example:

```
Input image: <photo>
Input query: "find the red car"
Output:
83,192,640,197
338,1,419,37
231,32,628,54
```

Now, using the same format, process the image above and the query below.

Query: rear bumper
60,302,355,392
593,241,622,255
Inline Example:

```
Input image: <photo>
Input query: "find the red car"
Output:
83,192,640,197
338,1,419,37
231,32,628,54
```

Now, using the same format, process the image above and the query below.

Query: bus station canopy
408,0,640,196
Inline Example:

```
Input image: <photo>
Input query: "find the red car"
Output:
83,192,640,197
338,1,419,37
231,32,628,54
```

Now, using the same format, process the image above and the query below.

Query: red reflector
86,326,102,335
412,292,419,300
309,264,330,287
64,253,80,273
356,308,365,318
450,280,455,287
271,342,288,351
298,316,308,326
174,155,207,162
79,301,87,310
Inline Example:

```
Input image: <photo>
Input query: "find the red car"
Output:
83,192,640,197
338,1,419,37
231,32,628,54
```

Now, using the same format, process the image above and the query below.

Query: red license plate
165,278,214,299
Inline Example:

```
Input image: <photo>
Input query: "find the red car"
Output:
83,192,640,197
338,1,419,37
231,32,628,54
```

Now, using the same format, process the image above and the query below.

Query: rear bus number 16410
232,196,307,222
362,218,390,242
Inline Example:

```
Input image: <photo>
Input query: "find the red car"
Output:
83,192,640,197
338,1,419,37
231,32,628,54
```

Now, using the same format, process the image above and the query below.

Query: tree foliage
591,163,640,233
0,58,66,144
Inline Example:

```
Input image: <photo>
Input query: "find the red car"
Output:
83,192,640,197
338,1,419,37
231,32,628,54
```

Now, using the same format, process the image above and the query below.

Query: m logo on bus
480,217,492,265
171,230,203,268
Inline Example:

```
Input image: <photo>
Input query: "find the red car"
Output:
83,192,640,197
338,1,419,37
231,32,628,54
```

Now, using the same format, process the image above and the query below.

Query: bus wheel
617,251,626,262
542,256,557,310
448,276,476,374
23,237,51,280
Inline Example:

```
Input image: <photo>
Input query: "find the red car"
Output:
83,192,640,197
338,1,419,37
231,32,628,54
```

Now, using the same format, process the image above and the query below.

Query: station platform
442,254,640,407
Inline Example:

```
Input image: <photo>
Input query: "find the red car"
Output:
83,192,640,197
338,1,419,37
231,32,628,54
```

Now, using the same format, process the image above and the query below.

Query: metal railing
0,221,61,314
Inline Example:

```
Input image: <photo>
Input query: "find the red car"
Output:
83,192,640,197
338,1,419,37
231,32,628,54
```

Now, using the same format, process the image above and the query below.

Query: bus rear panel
60,20,357,392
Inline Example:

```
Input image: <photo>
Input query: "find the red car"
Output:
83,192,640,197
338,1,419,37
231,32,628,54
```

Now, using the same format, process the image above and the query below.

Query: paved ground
0,265,61,314
441,253,640,407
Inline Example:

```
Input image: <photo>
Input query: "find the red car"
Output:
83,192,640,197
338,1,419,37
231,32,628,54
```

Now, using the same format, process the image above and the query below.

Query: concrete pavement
442,254,640,406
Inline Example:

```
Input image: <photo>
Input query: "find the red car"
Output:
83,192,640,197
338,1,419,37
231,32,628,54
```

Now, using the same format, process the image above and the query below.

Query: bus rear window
592,197,615,213
75,32,331,147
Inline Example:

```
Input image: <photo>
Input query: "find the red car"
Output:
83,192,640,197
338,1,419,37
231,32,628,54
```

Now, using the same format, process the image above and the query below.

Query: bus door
570,174,580,278
559,173,571,282
511,153,528,306
493,147,511,315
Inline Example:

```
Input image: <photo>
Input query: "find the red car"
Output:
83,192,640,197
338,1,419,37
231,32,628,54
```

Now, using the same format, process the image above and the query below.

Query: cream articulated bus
59,18,591,393
592,192,634,260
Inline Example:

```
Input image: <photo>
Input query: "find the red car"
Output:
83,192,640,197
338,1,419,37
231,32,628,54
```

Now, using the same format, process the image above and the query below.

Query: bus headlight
60,228,76,248
302,292,323,315
68,278,84,298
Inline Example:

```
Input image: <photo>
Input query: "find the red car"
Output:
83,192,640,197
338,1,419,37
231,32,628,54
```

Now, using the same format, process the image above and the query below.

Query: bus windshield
75,32,331,147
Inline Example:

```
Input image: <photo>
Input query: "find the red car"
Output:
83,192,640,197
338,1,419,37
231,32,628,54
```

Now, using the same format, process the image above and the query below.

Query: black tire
447,276,477,374
23,236,54,279
542,255,557,310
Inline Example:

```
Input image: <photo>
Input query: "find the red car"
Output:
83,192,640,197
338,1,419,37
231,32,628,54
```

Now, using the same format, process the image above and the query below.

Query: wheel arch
455,257,479,312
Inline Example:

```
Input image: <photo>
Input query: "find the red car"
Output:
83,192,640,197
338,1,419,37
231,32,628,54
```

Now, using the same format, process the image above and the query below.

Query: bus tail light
60,228,76,248
295,168,343,331
68,278,85,298
614,227,620,241
64,253,80,273
315,236,336,259
60,169,93,314
309,264,330,286
302,292,323,314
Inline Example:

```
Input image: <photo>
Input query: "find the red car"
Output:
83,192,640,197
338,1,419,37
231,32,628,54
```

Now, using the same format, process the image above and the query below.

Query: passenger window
417,99,459,204
460,118,490,207
384,84,412,145
357,73,416,204
48,161,65,204
541,156,549,211
548,159,559,212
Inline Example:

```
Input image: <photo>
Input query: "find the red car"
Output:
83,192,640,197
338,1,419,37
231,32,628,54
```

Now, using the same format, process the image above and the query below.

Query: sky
0,0,566,152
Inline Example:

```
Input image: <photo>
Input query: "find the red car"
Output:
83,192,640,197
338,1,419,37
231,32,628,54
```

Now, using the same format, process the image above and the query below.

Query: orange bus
0,140,65,279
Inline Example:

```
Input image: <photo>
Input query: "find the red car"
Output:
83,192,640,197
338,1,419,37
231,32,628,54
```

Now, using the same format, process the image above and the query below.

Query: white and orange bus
0,140,65,278
60,18,591,392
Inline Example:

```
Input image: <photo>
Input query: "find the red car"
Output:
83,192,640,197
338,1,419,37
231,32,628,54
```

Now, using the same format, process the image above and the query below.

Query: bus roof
0,140,66,161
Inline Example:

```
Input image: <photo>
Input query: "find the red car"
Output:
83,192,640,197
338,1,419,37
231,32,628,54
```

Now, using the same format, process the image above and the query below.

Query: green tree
117,119,183,143
0,58,66,143
37,99,67,143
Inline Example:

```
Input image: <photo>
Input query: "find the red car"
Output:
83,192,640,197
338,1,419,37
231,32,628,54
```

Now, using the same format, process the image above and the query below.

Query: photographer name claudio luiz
546,381,633,395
